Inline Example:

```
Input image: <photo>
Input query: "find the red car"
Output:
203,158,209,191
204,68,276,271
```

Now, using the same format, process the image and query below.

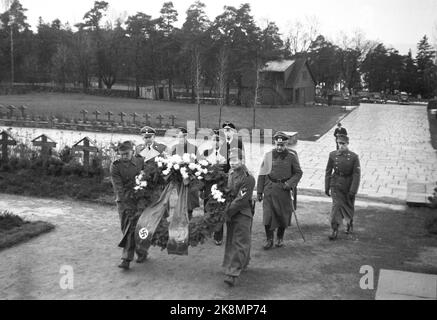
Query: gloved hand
282,182,291,191
325,189,331,197
257,193,263,202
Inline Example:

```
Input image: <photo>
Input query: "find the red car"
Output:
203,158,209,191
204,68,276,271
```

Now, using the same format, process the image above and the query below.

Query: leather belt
334,171,351,177
268,175,291,183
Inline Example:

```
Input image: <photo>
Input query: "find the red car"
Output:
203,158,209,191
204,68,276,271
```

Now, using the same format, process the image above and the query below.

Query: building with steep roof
242,58,316,106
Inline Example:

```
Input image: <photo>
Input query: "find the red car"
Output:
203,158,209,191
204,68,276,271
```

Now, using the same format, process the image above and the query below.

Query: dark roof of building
261,58,316,87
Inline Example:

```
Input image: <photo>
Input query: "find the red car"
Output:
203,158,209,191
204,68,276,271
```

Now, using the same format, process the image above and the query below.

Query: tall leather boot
328,228,338,241
263,225,274,250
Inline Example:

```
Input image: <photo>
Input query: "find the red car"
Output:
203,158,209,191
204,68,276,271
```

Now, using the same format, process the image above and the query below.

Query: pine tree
416,35,437,98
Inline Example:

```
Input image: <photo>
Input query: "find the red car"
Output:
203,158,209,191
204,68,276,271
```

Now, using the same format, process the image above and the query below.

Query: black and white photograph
0,0,436,305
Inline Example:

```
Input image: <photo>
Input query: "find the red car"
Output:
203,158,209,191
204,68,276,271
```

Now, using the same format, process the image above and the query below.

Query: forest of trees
1,0,436,103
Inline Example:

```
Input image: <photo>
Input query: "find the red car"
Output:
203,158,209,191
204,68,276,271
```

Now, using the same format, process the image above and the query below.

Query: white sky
9,0,437,55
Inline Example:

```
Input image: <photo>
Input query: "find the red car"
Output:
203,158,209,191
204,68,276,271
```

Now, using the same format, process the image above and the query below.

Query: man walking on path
325,134,361,240
334,122,348,150
257,132,303,249
110,141,147,270
223,148,255,287
213,121,245,245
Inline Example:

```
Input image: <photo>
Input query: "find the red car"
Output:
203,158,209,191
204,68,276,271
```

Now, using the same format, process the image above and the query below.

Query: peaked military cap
177,127,188,134
336,134,349,143
274,131,289,144
140,126,156,135
222,121,236,130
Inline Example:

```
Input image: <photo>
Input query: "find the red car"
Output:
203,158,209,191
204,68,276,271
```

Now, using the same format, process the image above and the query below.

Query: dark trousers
214,225,224,242
265,225,285,240
117,203,138,262
223,214,252,277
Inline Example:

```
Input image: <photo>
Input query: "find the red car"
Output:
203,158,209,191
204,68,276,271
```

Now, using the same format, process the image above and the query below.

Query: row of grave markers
0,104,177,127
0,130,98,168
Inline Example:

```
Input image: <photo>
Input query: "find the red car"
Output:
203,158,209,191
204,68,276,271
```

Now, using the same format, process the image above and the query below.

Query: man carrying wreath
222,148,255,287
110,141,148,270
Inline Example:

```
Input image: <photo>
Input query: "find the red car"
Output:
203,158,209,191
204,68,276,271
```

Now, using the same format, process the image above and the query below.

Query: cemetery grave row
0,104,178,136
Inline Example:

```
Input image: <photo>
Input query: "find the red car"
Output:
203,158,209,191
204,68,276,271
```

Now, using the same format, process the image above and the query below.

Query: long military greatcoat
110,155,144,252
257,149,303,230
223,166,255,277
325,149,361,229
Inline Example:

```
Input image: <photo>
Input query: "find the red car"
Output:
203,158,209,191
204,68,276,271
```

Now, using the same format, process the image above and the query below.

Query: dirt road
0,193,436,300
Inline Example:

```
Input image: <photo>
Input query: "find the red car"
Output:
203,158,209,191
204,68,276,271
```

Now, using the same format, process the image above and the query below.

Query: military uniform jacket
226,166,256,219
257,149,303,229
170,141,197,156
110,155,145,202
325,150,360,194
136,142,167,162
257,149,303,194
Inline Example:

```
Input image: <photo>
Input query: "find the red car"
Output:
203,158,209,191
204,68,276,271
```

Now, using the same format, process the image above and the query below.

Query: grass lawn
0,211,55,250
0,93,350,140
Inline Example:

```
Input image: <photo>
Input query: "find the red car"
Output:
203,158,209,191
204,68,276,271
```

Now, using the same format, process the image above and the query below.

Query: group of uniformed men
110,121,360,287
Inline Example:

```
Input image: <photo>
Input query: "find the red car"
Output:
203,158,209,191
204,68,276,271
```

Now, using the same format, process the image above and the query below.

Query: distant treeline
1,0,436,102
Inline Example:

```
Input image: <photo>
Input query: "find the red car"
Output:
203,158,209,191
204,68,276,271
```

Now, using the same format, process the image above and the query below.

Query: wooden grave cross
72,137,99,169
143,113,151,125
0,130,17,161
106,111,113,122
119,112,127,123
32,134,57,162
156,114,164,127
7,105,15,119
80,109,88,122
169,115,176,127
19,105,27,119
93,110,101,121
131,112,139,125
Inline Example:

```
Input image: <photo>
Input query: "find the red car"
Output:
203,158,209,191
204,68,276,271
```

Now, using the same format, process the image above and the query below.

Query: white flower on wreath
180,167,189,180
195,171,201,177
173,164,180,170
162,168,171,176
182,153,191,164
199,159,209,167
188,163,197,170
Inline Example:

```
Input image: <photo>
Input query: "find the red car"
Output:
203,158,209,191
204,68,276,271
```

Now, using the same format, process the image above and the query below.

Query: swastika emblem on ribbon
139,228,149,240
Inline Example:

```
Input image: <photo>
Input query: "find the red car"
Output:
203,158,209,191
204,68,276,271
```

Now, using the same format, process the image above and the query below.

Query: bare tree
285,16,320,55
216,46,228,127
2,0,13,85
337,29,377,60
192,46,202,128
252,59,261,129
433,21,437,64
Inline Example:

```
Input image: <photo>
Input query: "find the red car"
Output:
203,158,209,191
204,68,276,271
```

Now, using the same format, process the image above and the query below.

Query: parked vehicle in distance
398,92,409,105
369,93,387,104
